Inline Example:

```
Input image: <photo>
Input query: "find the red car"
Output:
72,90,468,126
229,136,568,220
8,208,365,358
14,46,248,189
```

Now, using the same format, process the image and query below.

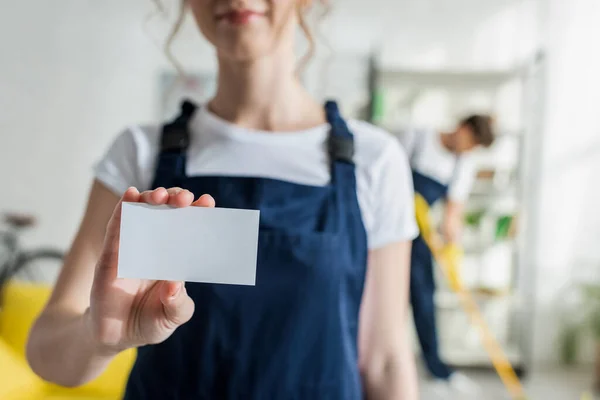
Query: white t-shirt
94,106,419,249
398,128,476,202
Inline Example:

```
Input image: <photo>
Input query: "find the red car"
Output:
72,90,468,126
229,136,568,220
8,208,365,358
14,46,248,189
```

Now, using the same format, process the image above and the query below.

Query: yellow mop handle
414,194,528,400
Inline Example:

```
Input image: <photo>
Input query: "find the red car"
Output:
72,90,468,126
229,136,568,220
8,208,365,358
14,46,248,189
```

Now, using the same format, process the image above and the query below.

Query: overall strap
151,100,197,188
325,101,355,178
324,100,358,235
161,100,197,153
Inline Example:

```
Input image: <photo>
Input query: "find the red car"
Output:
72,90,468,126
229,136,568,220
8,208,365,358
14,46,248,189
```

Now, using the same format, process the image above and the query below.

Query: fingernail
169,283,183,299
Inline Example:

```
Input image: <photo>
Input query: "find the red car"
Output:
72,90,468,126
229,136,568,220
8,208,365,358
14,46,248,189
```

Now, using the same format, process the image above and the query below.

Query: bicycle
0,212,64,295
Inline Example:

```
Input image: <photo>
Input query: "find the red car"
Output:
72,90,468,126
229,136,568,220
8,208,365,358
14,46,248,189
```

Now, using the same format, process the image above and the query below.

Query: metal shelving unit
369,53,546,377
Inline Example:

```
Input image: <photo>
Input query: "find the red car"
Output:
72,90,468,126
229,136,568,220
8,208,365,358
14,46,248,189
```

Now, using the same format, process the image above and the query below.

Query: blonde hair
296,0,331,72
149,0,330,76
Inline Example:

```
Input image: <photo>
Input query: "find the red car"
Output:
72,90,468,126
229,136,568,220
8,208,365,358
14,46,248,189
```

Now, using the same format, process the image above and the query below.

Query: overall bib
410,171,453,379
122,101,369,400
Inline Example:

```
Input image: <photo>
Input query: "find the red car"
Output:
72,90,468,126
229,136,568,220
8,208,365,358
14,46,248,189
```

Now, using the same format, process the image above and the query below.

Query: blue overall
410,171,453,379
122,100,368,399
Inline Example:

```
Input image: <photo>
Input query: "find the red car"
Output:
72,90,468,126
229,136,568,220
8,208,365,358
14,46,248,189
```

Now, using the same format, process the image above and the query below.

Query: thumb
96,187,141,281
160,282,195,329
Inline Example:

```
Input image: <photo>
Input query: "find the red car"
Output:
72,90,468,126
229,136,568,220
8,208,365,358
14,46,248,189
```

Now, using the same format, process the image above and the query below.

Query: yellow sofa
0,282,136,400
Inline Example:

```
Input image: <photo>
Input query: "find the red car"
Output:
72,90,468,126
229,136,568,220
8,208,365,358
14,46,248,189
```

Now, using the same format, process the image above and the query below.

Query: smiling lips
217,9,264,25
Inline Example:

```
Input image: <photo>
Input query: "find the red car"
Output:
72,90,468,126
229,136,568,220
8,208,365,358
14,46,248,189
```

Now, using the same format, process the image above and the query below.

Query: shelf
435,289,518,308
462,240,517,254
463,209,519,218
377,68,522,90
469,189,517,198
372,55,542,373
440,344,523,367
496,130,526,137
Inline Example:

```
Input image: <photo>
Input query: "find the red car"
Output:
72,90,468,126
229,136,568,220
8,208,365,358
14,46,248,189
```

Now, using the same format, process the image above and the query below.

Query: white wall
0,0,210,251
530,0,600,365
377,0,540,69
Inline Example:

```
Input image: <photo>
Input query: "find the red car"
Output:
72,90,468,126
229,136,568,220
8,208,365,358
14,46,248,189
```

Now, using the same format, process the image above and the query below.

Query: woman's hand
87,187,215,354
442,200,464,244
441,215,461,244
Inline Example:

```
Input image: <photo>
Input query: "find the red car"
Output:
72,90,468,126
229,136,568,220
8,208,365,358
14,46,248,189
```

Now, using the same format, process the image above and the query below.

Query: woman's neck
208,47,325,132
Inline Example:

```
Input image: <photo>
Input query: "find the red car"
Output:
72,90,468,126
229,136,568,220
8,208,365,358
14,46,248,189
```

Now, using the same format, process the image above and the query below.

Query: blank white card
118,203,260,285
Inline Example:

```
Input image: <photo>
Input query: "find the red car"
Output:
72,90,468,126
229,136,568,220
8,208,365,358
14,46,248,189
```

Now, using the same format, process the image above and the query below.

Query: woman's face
452,124,478,154
188,0,300,61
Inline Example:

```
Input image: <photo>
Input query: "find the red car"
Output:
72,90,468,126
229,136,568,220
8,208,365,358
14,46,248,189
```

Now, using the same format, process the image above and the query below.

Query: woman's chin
216,40,274,63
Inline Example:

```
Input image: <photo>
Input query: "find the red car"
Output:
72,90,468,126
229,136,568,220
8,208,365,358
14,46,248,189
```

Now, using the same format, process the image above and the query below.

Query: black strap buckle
159,99,197,152
161,124,190,152
329,135,355,164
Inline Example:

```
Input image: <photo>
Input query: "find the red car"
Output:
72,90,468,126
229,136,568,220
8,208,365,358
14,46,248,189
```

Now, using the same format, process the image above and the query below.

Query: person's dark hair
460,114,495,147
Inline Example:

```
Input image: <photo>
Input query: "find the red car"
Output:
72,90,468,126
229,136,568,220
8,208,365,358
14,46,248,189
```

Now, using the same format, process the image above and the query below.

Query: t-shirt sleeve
447,157,477,202
368,140,419,249
93,127,145,196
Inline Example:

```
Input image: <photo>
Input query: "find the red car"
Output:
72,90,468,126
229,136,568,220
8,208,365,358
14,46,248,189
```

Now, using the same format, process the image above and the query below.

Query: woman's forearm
27,308,118,387
362,336,419,400
361,243,418,399
396,335,419,400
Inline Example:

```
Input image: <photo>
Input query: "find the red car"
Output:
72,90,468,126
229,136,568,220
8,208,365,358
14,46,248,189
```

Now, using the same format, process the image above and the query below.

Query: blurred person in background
25,0,420,399
399,115,495,394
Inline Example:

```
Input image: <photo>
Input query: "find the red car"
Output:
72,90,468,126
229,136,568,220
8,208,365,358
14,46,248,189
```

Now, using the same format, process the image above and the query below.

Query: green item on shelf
465,210,485,227
557,283,600,366
371,88,386,124
582,284,600,338
559,325,580,365
495,215,513,240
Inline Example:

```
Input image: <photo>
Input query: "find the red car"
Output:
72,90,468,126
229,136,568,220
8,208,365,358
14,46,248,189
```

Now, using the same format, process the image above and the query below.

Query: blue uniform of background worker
399,115,495,387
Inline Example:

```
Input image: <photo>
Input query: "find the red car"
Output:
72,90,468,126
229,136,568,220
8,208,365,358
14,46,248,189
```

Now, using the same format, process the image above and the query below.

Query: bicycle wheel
12,248,64,284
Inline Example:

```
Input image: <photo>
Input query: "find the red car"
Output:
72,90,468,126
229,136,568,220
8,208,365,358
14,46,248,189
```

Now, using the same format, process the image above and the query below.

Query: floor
419,366,595,400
